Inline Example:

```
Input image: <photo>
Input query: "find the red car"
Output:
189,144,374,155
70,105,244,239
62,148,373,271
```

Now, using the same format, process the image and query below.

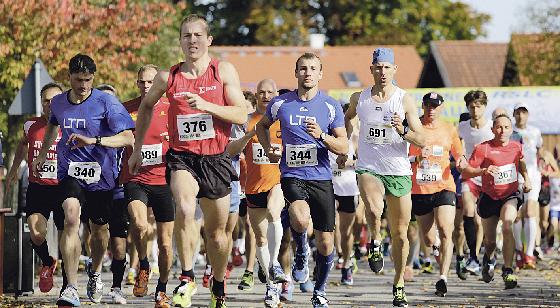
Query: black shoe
353,243,362,260
392,285,408,307
257,262,267,284
481,254,495,283
435,279,447,297
368,243,384,273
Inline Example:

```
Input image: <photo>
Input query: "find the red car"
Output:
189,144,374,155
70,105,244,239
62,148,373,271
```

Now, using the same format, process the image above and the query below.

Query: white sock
234,239,240,249
440,275,447,282
267,220,283,268
256,244,271,281
239,237,246,255
525,218,537,256
513,220,523,251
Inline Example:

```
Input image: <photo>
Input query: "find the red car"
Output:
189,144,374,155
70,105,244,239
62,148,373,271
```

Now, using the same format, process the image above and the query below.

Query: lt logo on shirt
63,118,86,129
289,115,316,126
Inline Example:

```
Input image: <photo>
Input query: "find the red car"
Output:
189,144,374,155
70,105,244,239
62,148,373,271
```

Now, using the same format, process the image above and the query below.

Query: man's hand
305,119,323,139
336,154,348,169
523,180,532,193
128,149,143,175
391,113,405,135
485,165,500,176
456,156,469,172
266,145,282,163
185,92,211,111
31,155,46,178
67,133,95,150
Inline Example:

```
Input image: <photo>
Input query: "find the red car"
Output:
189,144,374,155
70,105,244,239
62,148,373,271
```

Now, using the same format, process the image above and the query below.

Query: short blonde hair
180,14,210,37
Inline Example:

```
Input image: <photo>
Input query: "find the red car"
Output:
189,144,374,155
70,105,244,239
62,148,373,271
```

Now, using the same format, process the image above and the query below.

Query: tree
0,0,174,160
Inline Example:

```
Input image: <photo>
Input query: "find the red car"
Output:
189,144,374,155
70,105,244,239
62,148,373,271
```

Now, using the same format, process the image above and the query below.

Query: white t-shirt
513,125,542,169
329,142,359,196
458,119,494,159
549,177,560,211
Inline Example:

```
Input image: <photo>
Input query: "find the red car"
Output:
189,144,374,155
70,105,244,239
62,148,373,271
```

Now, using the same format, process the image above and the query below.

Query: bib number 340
68,162,101,184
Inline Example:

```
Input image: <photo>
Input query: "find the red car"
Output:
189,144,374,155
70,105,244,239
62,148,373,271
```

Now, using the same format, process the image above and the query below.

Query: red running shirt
166,59,231,155
469,140,524,200
120,97,170,185
25,117,61,185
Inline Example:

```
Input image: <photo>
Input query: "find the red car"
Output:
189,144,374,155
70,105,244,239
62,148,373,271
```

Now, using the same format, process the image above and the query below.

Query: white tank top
356,86,411,176
550,177,560,211
329,142,359,196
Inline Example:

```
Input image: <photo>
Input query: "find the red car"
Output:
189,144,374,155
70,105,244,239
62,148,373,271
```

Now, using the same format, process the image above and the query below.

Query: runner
459,113,531,289
5,82,65,294
409,92,465,296
457,90,494,276
342,47,425,307
513,103,543,268
32,54,135,307
128,14,247,308
256,53,348,307
227,78,288,306
120,64,175,307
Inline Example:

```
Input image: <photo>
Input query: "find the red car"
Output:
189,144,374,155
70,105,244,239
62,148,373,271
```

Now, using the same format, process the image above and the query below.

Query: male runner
256,52,348,307
513,103,543,268
457,90,494,275
129,14,247,308
121,64,175,307
460,114,531,289
5,83,64,294
409,92,464,296
228,79,288,307
32,54,135,307
342,48,425,307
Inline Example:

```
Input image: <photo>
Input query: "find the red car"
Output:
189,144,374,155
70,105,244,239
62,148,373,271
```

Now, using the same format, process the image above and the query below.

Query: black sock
61,261,68,289
463,216,477,261
31,240,53,266
110,258,127,288
139,256,150,270
182,269,195,280
156,279,167,293
211,277,225,297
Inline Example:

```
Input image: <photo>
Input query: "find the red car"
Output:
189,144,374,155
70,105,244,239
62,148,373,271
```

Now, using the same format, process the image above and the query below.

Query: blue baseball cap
372,48,395,64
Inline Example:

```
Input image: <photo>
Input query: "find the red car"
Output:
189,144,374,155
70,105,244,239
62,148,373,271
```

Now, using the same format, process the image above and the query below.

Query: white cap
514,102,529,112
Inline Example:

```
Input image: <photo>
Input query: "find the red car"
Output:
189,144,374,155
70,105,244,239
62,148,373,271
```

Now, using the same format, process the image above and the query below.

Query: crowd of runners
4,14,560,308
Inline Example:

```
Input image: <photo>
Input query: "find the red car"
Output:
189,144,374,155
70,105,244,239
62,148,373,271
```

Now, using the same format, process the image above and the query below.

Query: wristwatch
399,126,409,138
319,132,327,141
95,136,102,146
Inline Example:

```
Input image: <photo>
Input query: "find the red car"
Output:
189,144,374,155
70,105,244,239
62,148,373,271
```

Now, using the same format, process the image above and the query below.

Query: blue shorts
281,205,290,229
550,209,560,219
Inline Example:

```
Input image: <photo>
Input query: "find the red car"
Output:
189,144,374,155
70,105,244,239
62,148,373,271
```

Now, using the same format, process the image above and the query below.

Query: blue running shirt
265,90,344,180
49,89,135,191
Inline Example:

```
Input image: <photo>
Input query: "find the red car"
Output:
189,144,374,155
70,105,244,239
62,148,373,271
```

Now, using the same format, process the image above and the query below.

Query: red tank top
166,59,231,155
120,97,170,185
25,117,61,185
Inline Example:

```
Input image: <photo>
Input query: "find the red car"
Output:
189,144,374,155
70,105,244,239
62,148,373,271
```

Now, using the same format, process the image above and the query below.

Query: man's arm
398,94,425,147
31,123,59,177
519,158,532,193
255,115,281,163
66,130,134,149
5,137,27,192
186,62,247,125
322,127,349,156
344,92,359,139
227,130,255,157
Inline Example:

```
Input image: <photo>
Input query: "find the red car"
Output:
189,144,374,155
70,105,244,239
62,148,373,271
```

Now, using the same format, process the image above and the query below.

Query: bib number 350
68,162,101,184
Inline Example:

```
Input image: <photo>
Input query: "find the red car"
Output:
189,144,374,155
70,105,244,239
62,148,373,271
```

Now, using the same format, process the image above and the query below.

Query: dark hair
243,90,257,108
40,82,63,97
295,53,322,72
97,84,117,96
459,112,471,122
69,54,96,74
492,114,512,126
180,14,210,37
278,88,292,95
464,90,487,107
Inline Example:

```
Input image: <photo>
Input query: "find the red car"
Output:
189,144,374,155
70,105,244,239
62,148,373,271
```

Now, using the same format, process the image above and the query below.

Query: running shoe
534,247,544,261
341,266,353,285
126,268,136,285
108,287,127,304
257,262,267,283
523,255,537,269
299,280,314,293
155,291,172,308
203,265,212,288
456,256,467,280
280,280,294,301
465,257,481,275
435,279,447,297
209,292,227,308
421,261,434,274
264,283,281,308
352,256,359,274
39,257,57,293
481,255,495,283
269,264,288,283
367,243,384,273
515,249,525,269
232,247,243,267
133,267,151,297
237,270,254,291
86,272,104,303
172,276,197,307
502,268,518,289
57,285,81,307
85,257,93,277
392,285,408,307
311,290,329,308
292,249,310,283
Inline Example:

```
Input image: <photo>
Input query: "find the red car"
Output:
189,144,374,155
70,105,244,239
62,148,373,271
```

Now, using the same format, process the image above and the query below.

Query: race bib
39,160,57,179
252,143,280,165
365,122,393,145
68,162,101,184
416,166,443,184
431,145,444,157
493,164,517,185
332,169,343,177
286,144,318,167
141,143,163,166
176,114,215,141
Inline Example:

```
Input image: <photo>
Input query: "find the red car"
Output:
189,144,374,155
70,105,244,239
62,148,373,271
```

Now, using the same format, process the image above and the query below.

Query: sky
459,0,530,42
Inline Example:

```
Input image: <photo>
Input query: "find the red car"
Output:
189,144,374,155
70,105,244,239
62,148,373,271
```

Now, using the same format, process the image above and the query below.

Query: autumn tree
0,0,174,160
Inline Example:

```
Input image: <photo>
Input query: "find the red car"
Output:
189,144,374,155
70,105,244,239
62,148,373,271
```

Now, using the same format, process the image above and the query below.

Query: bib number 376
68,162,101,184
176,114,215,141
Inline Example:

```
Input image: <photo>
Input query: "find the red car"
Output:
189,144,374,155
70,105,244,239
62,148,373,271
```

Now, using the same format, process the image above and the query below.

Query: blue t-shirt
265,90,344,181
49,89,135,191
